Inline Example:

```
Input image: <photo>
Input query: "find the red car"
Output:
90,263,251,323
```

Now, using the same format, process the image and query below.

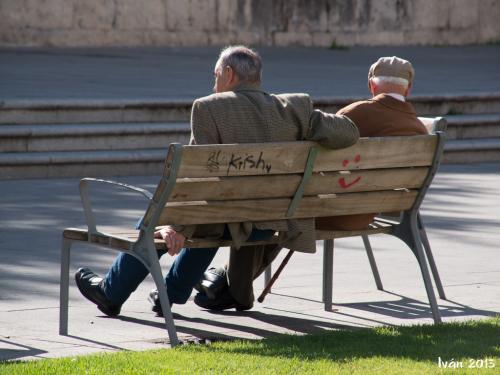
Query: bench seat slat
62,219,395,250
159,189,418,225
170,167,428,201
177,136,437,178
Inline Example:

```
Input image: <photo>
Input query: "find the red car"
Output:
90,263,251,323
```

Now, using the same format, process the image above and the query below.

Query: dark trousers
227,244,282,307
102,227,274,306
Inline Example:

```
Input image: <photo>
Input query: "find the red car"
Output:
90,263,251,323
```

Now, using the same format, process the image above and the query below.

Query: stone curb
0,122,190,137
2,93,500,110
0,149,167,165
444,138,500,152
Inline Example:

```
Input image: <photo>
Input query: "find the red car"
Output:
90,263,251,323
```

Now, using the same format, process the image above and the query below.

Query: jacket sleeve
171,99,221,238
189,99,221,145
307,109,359,149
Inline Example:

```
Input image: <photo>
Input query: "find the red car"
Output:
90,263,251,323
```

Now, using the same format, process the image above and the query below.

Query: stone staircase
1,94,500,179
0,100,192,179
442,114,500,163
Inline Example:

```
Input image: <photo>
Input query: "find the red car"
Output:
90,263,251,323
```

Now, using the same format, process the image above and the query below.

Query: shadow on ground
0,339,47,362
196,317,500,363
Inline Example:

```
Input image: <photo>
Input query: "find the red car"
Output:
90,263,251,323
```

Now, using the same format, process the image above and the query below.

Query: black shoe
148,289,173,317
74,267,121,317
194,289,251,311
194,267,228,300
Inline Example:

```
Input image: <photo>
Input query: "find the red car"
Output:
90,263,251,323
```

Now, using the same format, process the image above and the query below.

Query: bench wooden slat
170,167,428,201
63,219,395,250
159,189,418,225
63,228,175,251
177,136,437,178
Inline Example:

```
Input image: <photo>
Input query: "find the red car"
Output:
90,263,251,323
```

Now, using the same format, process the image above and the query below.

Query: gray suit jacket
177,84,359,253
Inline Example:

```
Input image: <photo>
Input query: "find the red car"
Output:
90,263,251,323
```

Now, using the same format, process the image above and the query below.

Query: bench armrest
79,177,153,235
418,116,447,134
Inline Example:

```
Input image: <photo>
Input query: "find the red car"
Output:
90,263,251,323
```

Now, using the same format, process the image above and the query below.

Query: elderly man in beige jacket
74,45,359,317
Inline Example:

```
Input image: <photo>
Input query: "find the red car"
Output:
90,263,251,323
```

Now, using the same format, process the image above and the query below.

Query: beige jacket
176,84,359,253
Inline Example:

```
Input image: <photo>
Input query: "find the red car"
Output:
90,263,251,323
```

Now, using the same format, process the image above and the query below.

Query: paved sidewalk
0,162,499,361
1,45,499,102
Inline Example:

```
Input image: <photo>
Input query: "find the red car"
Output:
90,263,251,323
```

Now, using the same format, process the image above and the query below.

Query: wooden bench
60,123,446,346
260,116,448,305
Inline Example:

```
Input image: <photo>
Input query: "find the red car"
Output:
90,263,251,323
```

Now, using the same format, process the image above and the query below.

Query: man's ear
404,81,413,97
226,66,236,84
368,79,376,95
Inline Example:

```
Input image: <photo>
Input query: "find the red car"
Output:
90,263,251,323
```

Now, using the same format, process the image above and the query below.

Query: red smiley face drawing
338,154,361,189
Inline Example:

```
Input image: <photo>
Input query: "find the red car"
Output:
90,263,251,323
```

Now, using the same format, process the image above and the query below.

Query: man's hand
154,226,186,256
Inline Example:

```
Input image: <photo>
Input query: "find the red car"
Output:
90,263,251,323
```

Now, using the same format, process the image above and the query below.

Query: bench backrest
139,133,445,230
419,116,447,133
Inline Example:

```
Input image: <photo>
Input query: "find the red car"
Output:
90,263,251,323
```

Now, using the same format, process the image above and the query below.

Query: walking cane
257,250,294,303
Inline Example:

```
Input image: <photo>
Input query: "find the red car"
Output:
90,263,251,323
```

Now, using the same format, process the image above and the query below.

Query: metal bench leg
412,224,442,323
418,214,446,299
361,234,384,290
59,237,72,335
148,248,179,347
146,250,179,347
395,213,441,324
322,239,334,311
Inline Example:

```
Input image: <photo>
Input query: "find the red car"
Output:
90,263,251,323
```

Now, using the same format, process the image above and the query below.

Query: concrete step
2,94,500,124
316,93,500,117
443,138,500,164
2,94,500,179
445,114,500,140
0,149,166,179
0,99,192,124
2,114,498,153
0,122,190,152
2,137,500,180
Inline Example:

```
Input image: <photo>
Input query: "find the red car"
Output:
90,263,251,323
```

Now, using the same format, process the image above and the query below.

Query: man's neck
233,81,261,91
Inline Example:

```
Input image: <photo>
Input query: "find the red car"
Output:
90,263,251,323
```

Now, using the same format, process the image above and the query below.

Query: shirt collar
386,93,406,102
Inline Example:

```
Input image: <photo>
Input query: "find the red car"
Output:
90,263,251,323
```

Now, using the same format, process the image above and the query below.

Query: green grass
2,316,499,374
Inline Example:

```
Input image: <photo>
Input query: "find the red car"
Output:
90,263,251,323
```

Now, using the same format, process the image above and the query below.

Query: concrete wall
1,0,499,47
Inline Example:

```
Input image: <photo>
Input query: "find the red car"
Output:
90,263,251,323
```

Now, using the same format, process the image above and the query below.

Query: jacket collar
233,82,264,93
372,93,416,114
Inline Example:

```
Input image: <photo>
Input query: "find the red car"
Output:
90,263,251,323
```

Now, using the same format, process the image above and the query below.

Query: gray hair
371,76,409,88
216,45,262,84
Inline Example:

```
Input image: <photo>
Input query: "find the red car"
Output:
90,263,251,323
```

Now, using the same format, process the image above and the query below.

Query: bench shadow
0,338,47,362
116,309,499,364
335,291,497,321
269,290,496,322
116,310,360,344
114,288,498,346
117,315,241,342
62,334,126,351
204,317,500,363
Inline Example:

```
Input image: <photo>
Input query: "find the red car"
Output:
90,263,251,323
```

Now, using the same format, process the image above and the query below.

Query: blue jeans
102,226,274,306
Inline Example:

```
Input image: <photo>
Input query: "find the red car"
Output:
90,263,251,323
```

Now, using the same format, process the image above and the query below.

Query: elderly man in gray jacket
74,45,359,317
